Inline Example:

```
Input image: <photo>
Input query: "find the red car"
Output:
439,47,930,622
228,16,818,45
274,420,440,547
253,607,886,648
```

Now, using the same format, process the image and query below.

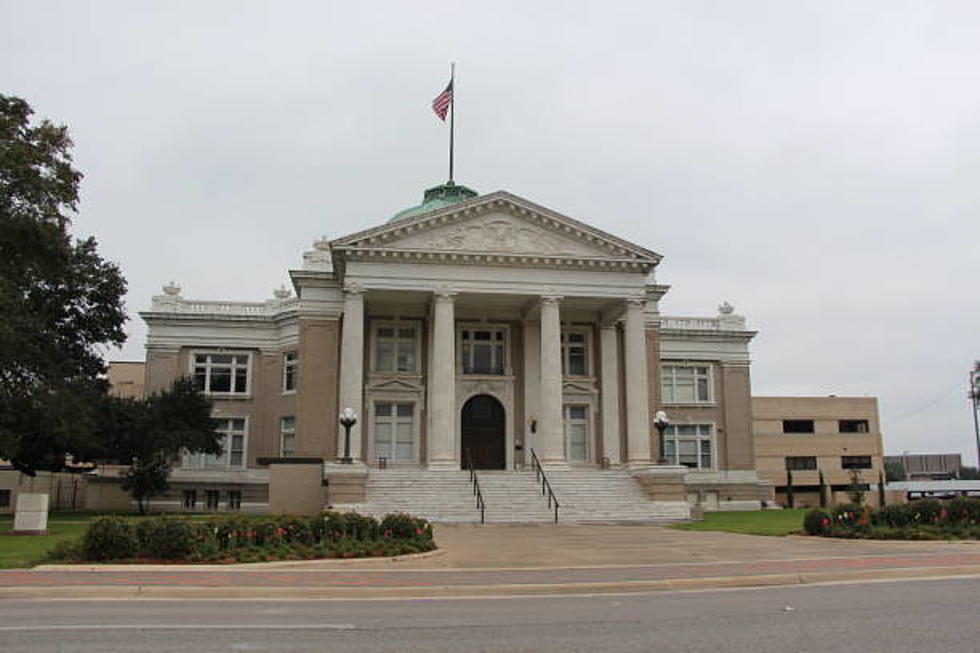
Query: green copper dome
388,181,478,223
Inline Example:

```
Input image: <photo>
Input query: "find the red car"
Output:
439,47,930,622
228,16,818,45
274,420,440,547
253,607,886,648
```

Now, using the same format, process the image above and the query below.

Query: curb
32,548,446,572
4,565,980,600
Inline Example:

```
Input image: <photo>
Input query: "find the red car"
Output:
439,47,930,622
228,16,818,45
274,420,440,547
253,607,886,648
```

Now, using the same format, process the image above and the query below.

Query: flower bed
46,511,435,564
803,497,980,540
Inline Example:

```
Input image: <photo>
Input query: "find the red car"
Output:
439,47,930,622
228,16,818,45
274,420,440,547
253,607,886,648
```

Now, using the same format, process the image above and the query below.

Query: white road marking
0,623,356,632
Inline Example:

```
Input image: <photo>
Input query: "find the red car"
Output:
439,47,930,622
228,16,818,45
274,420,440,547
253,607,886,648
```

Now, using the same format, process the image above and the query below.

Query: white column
600,324,621,466
427,289,457,468
538,295,565,465
338,284,365,462
522,320,541,459
624,298,652,466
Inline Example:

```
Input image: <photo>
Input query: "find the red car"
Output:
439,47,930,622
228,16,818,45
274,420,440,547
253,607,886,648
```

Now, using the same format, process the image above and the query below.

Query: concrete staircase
342,468,689,524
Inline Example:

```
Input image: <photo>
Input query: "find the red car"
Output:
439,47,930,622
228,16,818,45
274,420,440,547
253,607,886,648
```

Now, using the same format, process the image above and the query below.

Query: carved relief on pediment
391,214,600,257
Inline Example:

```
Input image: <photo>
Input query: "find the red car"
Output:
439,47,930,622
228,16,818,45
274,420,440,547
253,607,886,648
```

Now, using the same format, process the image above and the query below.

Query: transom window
662,424,714,469
375,325,418,373
661,365,711,404
280,416,296,457
563,405,590,462
561,330,589,376
282,351,299,392
460,328,505,375
193,353,249,394
183,418,246,468
374,402,415,462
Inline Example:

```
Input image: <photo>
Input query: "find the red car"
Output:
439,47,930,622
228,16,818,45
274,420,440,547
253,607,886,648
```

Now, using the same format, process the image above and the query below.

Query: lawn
0,513,92,569
671,508,807,536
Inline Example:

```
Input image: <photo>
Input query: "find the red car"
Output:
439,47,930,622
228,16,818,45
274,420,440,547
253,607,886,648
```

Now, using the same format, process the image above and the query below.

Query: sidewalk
4,525,979,599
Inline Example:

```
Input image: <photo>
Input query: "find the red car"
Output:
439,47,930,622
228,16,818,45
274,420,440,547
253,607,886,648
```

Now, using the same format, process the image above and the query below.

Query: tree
846,469,867,505
106,377,223,513
884,461,908,482
958,465,980,480
0,94,127,474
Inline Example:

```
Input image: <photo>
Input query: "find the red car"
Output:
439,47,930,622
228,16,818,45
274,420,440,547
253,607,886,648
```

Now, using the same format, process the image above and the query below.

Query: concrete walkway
5,525,980,599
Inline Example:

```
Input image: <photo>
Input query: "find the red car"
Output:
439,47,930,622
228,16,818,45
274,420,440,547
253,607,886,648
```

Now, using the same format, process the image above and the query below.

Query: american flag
432,80,453,121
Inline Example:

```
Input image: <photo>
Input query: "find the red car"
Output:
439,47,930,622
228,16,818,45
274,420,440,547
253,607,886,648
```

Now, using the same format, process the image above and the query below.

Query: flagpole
449,62,455,183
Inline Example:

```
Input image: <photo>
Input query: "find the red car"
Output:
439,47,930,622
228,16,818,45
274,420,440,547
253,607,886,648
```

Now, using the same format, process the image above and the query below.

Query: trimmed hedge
804,497,980,539
57,511,436,564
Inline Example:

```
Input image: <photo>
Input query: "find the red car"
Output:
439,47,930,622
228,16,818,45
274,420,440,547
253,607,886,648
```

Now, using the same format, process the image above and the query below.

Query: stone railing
149,295,299,316
659,315,747,331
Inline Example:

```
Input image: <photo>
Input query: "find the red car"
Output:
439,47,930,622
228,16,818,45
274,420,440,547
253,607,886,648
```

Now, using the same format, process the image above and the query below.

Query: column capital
343,282,365,297
540,294,564,306
625,296,646,310
432,284,458,302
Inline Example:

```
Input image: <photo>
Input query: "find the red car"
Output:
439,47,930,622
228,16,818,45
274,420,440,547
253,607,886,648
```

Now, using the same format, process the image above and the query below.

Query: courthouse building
135,182,772,521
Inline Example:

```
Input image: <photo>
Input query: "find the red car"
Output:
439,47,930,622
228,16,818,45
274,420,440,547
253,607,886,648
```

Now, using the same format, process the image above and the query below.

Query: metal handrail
529,448,560,523
465,448,486,524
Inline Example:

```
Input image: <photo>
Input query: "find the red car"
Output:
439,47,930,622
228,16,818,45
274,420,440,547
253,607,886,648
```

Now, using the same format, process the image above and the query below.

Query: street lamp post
339,407,357,465
654,410,670,464
971,362,980,468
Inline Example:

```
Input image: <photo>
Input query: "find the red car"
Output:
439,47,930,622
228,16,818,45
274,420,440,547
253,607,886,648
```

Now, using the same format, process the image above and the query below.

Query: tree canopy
0,94,128,474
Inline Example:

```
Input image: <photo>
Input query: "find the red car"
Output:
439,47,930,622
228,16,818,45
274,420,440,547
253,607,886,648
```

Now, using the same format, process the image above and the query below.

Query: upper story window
785,456,817,470
183,417,246,468
839,419,869,433
661,365,711,404
460,328,505,375
842,455,873,470
783,420,815,434
282,351,299,392
561,329,589,376
193,353,249,395
375,324,418,373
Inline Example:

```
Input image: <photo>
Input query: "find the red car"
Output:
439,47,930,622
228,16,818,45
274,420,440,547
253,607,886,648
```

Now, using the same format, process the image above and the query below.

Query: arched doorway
461,394,506,470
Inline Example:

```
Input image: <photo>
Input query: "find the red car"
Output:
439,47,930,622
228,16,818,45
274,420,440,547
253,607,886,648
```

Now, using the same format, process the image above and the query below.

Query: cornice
341,247,653,272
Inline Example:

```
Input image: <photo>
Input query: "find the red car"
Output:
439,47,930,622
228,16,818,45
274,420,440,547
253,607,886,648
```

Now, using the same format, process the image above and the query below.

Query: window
227,490,242,511
193,353,249,394
282,351,299,392
842,456,873,470
183,418,246,468
460,329,505,375
182,490,197,510
0,489,10,508
783,420,815,434
839,420,869,433
375,325,418,373
563,405,590,462
280,416,296,457
205,490,220,510
374,402,415,462
661,365,711,404
662,424,714,469
785,456,817,470
561,330,589,376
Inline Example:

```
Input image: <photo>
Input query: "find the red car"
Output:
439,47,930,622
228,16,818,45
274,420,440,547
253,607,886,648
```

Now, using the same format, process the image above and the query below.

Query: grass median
670,508,807,536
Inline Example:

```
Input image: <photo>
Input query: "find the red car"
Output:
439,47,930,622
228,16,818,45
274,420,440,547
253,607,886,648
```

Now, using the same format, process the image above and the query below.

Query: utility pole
971,362,980,467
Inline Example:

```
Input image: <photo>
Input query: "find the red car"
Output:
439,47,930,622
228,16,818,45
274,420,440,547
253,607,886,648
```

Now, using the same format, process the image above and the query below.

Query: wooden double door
460,394,506,470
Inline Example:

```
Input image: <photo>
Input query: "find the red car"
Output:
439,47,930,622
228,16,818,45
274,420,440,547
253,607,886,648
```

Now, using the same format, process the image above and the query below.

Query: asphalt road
0,577,977,652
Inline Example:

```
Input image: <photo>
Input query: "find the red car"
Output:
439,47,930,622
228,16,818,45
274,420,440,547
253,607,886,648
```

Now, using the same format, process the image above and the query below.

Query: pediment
366,377,425,392
332,191,661,266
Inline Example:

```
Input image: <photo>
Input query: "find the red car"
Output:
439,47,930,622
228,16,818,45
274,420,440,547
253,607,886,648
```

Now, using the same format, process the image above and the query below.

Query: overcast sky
3,1,978,462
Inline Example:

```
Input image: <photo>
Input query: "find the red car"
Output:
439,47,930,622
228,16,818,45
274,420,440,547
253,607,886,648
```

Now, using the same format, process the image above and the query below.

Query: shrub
46,538,83,562
910,499,943,524
345,513,379,540
947,497,980,523
803,509,832,536
380,513,433,542
874,504,911,528
83,516,138,561
135,517,199,560
322,511,348,541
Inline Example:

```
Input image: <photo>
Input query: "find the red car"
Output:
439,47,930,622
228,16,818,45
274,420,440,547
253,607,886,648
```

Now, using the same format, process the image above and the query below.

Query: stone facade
133,185,768,514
